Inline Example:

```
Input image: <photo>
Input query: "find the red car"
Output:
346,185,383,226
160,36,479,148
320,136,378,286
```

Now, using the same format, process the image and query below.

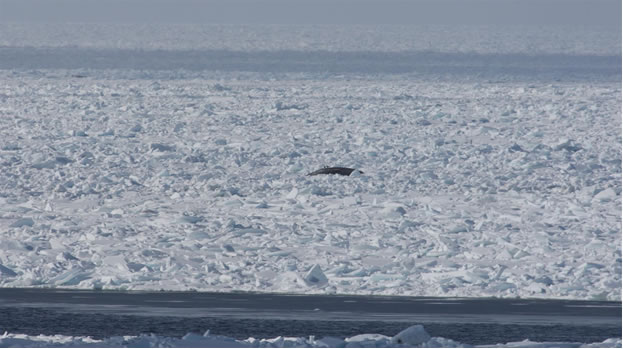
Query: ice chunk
304,264,328,286
554,139,582,152
310,185,332,196
369,273,398,282
0,264,17,277
212,83,231,91
232,228,266,236
56,252,79,262
173,122,185,133
284,151,301,158
150,143,176,152
275,101,307,111
54,156,73,165
397,220,421,233
391,325,431,346
10,218,34,228
183,332,246,348
52,268,91,286
31,161,56,169
189,231,211,240
586,338,623,347
127,262,151,273
487,282,517,292
179,215,203,224
184,154,208,163
508,143,525,153
447,224,469,234
130,124,142,132
103,255,126,268
49,238,65,250
534,275,553,286
345,333,390,347
580,262,605,271
99,129,114,136
1,143,20,151
416,119,432,126
526,283,546,294
141,249,168,258
593,188,616,202
382,205,406,218
286,187,298,199
316,336,345,347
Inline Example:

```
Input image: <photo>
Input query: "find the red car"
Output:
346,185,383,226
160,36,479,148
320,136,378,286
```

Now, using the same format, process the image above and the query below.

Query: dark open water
0,289,620,345
1,307,621,345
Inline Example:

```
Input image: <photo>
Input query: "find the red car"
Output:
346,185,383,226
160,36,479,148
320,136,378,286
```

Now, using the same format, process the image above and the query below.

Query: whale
307,167,363,176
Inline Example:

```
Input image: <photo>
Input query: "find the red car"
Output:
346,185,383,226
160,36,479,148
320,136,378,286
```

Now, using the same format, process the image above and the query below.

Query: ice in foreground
0,325,620,348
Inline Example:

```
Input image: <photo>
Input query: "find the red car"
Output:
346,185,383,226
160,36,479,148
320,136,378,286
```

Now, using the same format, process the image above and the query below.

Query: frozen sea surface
0,23,620,301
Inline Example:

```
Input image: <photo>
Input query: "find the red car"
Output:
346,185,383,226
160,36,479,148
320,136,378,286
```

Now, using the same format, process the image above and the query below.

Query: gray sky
0,0,620,26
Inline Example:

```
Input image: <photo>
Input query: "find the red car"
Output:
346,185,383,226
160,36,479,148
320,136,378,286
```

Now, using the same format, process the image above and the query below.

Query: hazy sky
0,0,620,26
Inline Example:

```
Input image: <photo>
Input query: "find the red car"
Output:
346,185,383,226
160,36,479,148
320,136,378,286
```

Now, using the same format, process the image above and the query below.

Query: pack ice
0,69,619,301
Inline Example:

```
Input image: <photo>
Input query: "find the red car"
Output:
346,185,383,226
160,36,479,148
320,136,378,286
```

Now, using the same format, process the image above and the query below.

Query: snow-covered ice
0,325,620,348
0,69,619,300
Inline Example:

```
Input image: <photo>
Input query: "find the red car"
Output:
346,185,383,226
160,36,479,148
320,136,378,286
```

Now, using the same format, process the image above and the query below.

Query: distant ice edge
0,325,620,348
